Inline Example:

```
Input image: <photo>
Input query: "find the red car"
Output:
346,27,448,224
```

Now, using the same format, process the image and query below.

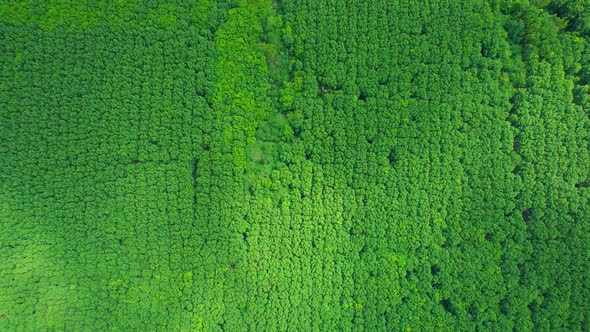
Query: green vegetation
1,0,589,330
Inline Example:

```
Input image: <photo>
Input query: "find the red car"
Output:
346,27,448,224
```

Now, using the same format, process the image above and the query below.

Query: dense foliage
1,0,589,330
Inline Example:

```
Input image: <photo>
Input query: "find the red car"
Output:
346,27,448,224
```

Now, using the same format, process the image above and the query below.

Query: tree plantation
1,0,589,330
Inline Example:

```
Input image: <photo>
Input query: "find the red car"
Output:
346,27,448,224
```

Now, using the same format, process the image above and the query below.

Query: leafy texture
1,0,589,330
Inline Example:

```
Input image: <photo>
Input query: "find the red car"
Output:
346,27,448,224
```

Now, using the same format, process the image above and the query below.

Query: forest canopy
1,0,589,330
